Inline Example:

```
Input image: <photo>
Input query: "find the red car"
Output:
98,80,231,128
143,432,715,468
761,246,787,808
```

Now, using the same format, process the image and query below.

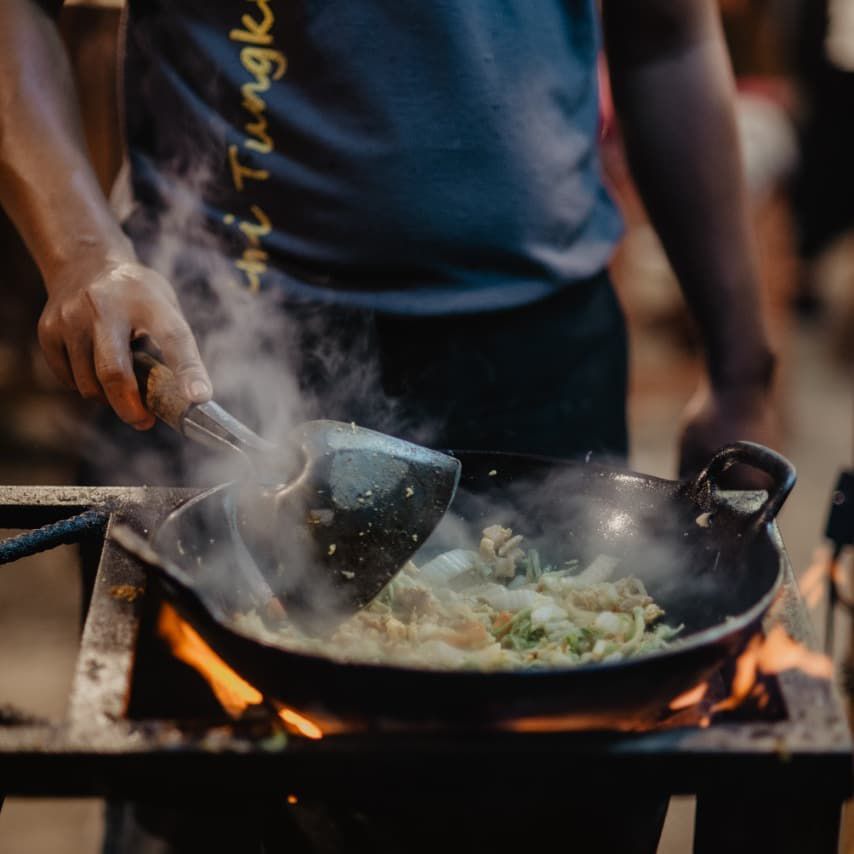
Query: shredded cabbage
234,525,683,671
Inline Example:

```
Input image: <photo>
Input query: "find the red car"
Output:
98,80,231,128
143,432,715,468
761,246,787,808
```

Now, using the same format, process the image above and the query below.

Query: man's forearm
0,0,211,426
603,0,774,389
0,0,134,291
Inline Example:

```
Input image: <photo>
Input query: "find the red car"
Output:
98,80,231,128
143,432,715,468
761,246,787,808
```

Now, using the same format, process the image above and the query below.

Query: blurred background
0,1,852,851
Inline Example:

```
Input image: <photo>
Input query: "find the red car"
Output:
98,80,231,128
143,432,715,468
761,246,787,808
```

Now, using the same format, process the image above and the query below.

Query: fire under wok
117,441,796,723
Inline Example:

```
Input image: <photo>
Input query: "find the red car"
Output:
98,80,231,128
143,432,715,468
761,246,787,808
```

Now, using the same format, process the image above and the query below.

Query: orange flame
668,681,709,711
275,704,324,740
157,603,262,716
754,625,834,679
710,634,765,713
712,626,833,714
157,604,323,739
158,604,833,737
667,626,834,718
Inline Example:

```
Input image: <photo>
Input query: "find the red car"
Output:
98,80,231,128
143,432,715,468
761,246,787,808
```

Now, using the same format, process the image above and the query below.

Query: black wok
121,441,795,724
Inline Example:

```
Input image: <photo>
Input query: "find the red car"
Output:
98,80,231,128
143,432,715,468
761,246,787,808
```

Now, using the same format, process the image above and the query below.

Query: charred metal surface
66,514,149,746
0,485,193,529
0,488,850,815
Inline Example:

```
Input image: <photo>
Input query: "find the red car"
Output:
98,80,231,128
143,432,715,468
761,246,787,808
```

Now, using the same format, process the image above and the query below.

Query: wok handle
132,349,193,433
688,441,796,530
132,347,275,457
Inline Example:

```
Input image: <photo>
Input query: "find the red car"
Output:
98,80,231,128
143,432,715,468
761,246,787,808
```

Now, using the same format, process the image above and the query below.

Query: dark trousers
302,270,628,460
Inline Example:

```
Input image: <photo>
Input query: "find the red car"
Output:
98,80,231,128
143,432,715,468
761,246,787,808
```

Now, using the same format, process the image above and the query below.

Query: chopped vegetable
234,525,682,671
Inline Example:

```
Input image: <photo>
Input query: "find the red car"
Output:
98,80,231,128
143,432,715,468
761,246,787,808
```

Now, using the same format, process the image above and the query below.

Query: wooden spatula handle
132,349,193,433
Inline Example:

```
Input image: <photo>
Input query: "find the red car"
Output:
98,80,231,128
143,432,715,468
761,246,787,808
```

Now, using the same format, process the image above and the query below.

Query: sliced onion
544,619,575,640
467,585,546,612
417,549,479,587
573,554,620,585
531,603,569,626
593,611,624,636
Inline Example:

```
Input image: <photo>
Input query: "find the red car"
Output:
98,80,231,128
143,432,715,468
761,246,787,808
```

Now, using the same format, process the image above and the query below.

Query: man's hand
677,379,779,487
0,5,212,430
38,259,212,429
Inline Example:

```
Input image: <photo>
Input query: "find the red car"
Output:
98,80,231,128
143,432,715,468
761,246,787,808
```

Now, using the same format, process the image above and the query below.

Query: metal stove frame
0,486,851,852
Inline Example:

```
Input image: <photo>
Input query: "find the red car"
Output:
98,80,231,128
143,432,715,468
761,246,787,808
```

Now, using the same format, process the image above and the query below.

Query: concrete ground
0,240,851,852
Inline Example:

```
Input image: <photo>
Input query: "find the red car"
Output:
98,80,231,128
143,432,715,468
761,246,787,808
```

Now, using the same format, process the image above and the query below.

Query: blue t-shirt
123,0,623,314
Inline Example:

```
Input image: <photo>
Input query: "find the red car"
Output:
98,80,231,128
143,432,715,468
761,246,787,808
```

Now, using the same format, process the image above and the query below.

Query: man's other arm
602,0,777,476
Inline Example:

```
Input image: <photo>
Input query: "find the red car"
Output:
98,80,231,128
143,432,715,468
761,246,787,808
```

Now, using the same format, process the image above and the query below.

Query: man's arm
0,0,211,428
602,0,777,476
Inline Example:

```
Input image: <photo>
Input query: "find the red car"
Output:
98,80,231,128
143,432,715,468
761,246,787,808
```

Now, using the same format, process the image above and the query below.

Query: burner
0,485,851,853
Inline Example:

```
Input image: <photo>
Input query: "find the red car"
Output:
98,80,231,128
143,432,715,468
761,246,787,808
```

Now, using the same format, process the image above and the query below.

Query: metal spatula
133,351,460,627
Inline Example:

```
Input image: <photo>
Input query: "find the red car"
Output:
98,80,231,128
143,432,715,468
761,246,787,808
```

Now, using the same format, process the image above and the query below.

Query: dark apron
294,269,628,461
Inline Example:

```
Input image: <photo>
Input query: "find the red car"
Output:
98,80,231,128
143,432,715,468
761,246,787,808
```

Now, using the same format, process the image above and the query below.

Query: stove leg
694,795,842,853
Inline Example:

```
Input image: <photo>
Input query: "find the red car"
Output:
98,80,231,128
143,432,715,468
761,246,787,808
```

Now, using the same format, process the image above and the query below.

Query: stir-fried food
235,525,683,670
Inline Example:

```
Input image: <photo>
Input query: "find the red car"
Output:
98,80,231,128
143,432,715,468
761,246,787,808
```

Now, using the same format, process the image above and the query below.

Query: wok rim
148,452,785,684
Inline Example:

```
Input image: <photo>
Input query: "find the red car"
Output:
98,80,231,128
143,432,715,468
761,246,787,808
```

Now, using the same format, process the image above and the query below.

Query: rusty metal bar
0,485,193,529
66,512,148,746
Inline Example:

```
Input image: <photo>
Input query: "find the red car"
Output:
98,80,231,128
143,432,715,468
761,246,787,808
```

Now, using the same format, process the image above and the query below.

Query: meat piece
480,525,526,578
392,585,436,620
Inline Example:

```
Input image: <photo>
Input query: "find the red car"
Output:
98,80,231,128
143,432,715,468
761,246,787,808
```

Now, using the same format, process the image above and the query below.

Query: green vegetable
496,608,547,650
525,549,542,582
565,626,596,654
492,607,530,641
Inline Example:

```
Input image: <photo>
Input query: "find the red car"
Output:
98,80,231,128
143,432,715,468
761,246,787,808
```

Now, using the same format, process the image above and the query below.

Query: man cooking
0,0,775,468
0,0,777,851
